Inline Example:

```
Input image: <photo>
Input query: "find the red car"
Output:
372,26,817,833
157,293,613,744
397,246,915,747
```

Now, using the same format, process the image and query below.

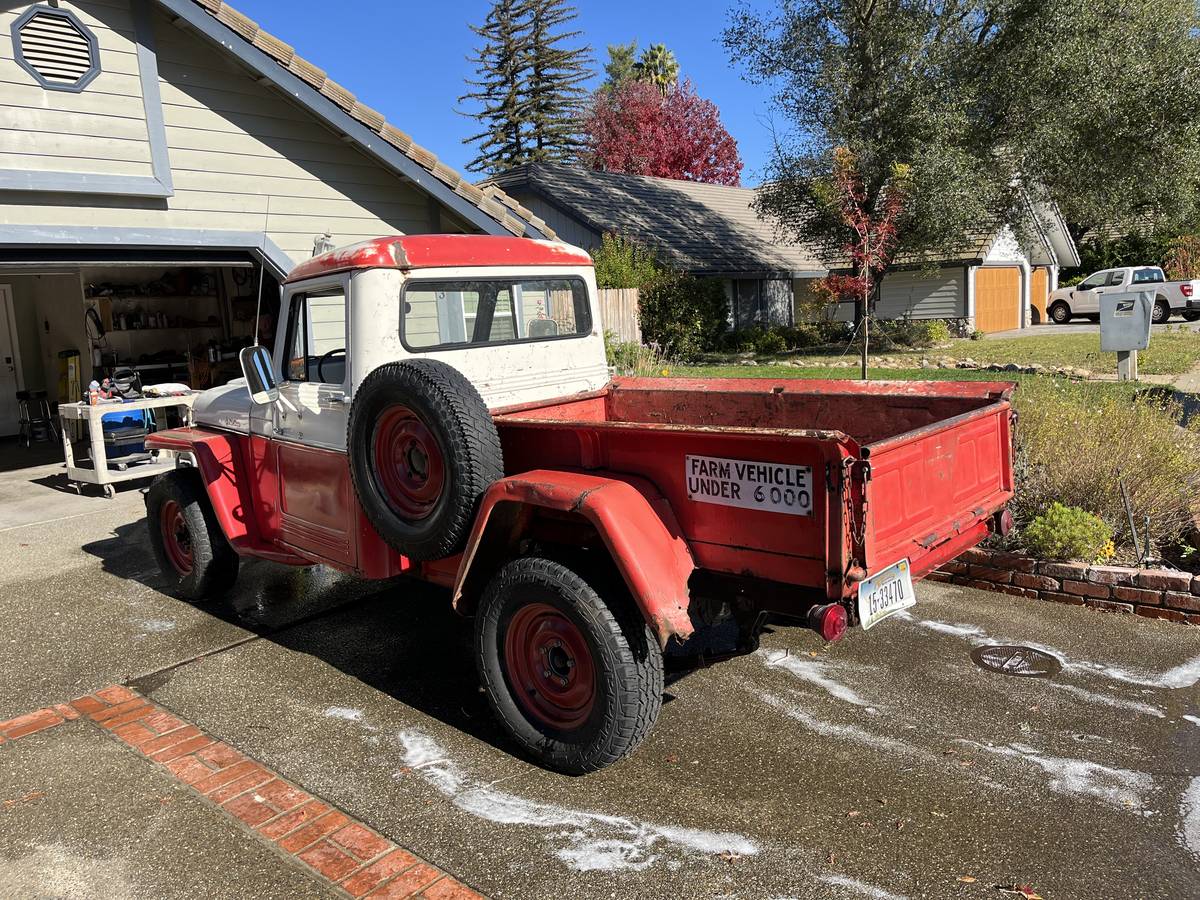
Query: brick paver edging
931,548,1200,625
0,686,481,900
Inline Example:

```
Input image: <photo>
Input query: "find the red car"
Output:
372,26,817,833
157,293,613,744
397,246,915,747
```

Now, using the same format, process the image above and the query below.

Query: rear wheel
1049,301,1071,324
476,557,663,774
1152,298,1171,324
146,469,239,601
1183,310,1200,322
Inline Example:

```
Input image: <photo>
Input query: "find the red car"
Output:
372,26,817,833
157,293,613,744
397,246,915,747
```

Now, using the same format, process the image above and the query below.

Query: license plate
857,559,916,630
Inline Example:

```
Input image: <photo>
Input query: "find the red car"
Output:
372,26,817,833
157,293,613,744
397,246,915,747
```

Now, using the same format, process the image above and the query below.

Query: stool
16,390,57,447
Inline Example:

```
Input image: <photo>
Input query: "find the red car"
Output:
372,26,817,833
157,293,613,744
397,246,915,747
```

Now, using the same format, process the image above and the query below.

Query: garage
973,267,1021,333
0,0,550,450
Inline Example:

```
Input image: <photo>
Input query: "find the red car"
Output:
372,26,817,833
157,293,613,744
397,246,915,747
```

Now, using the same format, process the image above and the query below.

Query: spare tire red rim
160,500,193,575
504,602,596,730
373,405,445,519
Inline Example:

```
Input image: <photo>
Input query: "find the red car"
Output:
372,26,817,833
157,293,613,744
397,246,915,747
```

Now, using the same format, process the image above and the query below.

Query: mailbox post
1100,291,1153,381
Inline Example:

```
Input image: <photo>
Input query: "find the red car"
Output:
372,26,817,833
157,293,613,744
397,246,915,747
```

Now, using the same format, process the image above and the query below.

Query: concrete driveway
2,456,1199,899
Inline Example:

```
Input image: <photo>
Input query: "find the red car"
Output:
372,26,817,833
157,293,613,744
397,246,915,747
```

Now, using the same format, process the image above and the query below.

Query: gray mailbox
1100,290,1153,380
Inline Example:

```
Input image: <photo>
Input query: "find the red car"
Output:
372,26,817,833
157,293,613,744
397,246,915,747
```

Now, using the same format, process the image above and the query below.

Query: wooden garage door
1030,268,1049,324
974,267,1020,333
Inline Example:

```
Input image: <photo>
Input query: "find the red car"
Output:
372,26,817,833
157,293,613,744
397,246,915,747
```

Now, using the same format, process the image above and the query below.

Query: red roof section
284,235,593,282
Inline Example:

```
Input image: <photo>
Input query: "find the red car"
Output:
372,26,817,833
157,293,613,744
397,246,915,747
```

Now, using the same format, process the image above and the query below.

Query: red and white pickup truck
143,235,1016,774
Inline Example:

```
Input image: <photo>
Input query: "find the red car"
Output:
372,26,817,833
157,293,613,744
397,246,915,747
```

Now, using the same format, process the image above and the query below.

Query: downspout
1018,258,1032,329
965,264,977,332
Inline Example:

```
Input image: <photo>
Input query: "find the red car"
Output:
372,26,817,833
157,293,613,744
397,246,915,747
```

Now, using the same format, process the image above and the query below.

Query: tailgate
862,393,1014,579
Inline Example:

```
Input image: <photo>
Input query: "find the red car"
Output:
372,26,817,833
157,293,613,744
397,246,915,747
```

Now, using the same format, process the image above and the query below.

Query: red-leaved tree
816,147,909,378
583,78,742,185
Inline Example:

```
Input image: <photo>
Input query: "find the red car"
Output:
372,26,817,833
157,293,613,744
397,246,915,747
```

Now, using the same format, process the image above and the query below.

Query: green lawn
670,365,1154,397
747,330,1200,376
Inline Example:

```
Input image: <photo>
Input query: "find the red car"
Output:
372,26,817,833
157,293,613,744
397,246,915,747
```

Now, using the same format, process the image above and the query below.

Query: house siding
503,191,599,251
877,268,966,320
1,1,153,179
0,0,439,264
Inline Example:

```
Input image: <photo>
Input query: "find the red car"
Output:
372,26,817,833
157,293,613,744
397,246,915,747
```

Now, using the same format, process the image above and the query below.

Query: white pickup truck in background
1046,266,1200,324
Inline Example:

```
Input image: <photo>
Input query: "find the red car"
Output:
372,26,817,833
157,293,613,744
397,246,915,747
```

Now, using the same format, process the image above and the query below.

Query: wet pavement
2,459,1199,898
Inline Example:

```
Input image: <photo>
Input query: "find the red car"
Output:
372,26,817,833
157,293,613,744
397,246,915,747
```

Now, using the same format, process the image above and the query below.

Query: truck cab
143,234,1016,775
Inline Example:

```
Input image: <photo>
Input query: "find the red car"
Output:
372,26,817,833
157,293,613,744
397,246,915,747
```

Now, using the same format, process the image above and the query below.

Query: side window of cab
283,288,347,384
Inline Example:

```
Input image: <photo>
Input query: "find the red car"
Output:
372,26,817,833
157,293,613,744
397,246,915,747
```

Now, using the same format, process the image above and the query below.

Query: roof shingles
188,0,554,240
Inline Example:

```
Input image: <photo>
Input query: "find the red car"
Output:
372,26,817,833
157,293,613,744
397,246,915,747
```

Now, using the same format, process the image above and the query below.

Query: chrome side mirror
239,345,279,405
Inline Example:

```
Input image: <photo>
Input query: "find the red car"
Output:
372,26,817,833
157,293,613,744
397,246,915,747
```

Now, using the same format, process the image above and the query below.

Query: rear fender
452,470,696,648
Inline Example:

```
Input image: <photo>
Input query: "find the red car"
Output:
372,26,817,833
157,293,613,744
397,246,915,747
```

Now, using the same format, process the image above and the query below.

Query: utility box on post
1100,291,1153,381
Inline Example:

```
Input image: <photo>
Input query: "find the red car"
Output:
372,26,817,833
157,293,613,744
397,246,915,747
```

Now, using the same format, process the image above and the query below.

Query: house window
11,5,101,92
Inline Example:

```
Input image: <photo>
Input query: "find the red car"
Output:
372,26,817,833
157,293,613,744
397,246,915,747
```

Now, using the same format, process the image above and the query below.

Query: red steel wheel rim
160,500,193,575
372,405,445,519
503,602,597,731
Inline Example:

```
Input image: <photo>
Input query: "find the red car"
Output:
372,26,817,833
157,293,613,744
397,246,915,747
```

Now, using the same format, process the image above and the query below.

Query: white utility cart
59,394,198,498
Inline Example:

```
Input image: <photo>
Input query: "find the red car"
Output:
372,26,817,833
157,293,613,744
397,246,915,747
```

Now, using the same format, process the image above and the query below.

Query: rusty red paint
285,235,593,283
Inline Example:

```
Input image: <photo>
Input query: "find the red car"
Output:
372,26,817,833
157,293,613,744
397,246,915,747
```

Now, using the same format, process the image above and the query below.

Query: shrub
1022,503,1115,564
875,317,952,349
815,320,853,345
604,330,673,376
970,329,985,341
638,274,728,360
591,233,665,289
781,323,822,349
1011,379,1200,557
754,329,788,355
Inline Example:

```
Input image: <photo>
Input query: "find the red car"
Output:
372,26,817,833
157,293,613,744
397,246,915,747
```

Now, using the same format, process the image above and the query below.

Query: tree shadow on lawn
81,522,699,764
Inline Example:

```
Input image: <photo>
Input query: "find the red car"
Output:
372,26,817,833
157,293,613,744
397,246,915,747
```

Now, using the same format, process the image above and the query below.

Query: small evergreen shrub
638,274,728,360
591,233,664,289
1022,503,1115,564
753,329,788,355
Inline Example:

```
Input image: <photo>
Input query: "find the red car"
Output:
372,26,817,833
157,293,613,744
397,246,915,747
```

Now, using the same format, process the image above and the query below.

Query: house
0,0,552,439
486,163,1081,334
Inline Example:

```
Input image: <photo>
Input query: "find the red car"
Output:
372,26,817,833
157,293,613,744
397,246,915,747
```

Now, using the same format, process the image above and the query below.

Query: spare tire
348,359,503,560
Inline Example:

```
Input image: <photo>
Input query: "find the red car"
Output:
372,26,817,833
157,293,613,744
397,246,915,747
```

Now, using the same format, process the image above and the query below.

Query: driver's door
273,280,356,567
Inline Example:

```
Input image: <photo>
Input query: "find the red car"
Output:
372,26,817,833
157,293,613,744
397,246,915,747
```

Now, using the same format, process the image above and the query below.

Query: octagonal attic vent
12,6,100,92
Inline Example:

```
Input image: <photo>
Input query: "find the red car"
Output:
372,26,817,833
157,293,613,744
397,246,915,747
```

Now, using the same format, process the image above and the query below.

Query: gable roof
486,163,827,277
156,0,555,241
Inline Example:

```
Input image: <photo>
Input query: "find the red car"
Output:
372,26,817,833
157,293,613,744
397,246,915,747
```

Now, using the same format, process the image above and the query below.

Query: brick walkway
0,687,482,899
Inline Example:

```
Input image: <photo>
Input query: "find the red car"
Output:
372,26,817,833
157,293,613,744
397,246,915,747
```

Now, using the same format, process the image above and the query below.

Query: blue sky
231,0,778,186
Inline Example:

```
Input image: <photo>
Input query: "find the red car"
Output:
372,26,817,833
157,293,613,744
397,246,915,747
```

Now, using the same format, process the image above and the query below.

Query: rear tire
1152,298,1171,324
146,469,239,601
1183,311,1200,322
1049,301,1071,324
476,557,663,774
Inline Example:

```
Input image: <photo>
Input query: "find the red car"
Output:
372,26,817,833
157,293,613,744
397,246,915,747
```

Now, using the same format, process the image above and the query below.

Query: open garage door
974,267,1021,333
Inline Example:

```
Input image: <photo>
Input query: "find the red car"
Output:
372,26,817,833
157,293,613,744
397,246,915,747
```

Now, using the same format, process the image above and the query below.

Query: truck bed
495,377,1015,607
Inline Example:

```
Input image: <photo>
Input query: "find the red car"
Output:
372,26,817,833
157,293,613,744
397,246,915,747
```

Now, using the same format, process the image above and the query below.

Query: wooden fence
598,288,641,343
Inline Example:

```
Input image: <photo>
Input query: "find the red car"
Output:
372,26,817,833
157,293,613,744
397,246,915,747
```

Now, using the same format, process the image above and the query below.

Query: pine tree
459,0,531,175
601,41,637,92
460,0,592,175
523,0,592,163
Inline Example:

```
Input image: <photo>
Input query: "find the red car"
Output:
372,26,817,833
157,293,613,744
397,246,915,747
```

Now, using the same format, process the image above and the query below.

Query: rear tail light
808,603,848,642
1182,284,1193,298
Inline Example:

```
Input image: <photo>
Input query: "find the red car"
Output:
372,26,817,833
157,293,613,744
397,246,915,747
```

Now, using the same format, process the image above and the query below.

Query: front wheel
146,469,239,601
1049,301,1071,324
475,557,663,774
1152,298,1171,324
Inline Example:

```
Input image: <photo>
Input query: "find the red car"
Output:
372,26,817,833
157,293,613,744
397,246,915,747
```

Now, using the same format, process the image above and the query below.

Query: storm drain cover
970,644,1062,678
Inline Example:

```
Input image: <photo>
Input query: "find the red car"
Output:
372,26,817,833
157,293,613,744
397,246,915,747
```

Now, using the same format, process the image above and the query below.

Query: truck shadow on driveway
81,522,692,763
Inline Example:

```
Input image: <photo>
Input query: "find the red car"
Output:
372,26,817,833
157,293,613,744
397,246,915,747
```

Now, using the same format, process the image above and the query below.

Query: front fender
453,470,696,647
145,427,278,558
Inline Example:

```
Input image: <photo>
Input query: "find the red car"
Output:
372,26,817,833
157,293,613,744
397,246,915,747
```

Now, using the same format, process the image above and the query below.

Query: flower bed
930,547,1200,625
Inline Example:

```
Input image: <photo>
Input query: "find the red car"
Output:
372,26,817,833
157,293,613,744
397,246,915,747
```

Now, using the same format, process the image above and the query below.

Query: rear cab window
401,277,591,351
1132,267,1164,284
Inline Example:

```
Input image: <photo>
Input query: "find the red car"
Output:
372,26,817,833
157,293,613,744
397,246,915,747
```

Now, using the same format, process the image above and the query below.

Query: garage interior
0,249,281,463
